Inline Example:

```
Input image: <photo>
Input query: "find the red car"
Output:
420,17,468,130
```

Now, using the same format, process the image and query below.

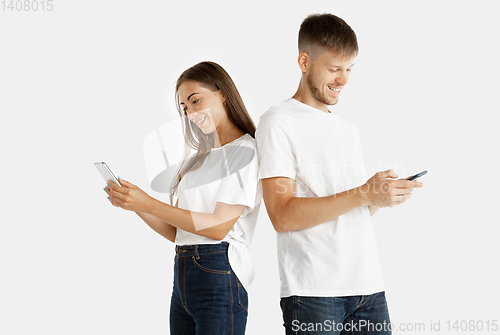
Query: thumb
382,169,398,179
118,178,135,188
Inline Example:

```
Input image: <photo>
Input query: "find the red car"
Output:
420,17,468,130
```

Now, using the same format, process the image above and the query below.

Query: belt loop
194,245,200,259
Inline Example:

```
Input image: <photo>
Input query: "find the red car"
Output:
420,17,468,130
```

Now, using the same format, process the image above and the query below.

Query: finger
377,169,398,178
401,192,412,203
413,180,423,187
104,185,113,194
394,188,412,196
109,192,127,207
108,180,120,190
109,188,127,201
397,193,413,204
395,179,423,188
108,195,120,207
394,180,422,188
108,181,127,194
118,178,135,189
380,169,398,179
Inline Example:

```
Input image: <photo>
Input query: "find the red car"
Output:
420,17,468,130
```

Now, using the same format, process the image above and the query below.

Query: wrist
145,197,159,215
354,184,370,207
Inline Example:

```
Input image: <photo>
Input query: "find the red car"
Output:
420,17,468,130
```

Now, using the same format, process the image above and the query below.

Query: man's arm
262,170,421,232
262,177,366,232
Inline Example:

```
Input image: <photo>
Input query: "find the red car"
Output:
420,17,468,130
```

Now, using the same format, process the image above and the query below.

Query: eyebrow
330,63,356,68
180,92,199,105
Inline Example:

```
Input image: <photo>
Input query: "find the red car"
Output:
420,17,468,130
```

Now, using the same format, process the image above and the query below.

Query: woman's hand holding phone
105,178,156,213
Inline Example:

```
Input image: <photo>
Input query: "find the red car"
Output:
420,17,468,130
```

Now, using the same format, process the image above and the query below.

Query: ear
298,51,310,73
219,90,227,104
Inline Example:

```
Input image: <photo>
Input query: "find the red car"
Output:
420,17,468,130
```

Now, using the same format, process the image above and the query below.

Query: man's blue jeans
170,242,248,335
280,292,392,334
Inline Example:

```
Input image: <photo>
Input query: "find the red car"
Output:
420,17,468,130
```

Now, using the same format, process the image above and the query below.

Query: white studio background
1,1,499,334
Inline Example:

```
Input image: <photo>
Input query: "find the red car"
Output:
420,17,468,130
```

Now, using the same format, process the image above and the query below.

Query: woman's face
178,80,227,135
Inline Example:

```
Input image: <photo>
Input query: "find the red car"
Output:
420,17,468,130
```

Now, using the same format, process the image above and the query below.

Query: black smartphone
407,170,427,181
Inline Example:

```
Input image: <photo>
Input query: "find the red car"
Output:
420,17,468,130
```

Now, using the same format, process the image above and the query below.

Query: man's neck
292,85,330,113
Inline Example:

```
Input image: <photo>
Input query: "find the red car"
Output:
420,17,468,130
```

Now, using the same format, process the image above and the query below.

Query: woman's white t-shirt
174,133,262,290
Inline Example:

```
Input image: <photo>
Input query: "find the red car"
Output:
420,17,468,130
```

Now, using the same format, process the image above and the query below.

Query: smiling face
177,80,227,134
305,49,356,107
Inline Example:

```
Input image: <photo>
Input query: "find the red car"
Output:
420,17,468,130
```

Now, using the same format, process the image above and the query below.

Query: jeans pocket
191,254,230,275
237,282,248,313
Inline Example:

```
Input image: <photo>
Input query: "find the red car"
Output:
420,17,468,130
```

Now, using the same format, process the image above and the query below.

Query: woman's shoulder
238,133,256,147
221,133,256,150
222,133,257,167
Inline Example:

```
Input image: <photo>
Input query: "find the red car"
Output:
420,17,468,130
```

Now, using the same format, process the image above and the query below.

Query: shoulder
224,134,258,171
237,133,257,149
256,99,295,137
259,99,293,123
225,133,257,158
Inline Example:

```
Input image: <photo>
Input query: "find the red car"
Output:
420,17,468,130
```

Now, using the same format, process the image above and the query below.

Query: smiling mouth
327,85,341,93
195,116,207,126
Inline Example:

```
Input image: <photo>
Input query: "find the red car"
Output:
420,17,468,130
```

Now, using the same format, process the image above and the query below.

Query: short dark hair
298,13,358,61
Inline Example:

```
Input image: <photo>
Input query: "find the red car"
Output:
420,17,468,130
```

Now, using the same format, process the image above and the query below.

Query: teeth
329,86,340,92
196,116,206,125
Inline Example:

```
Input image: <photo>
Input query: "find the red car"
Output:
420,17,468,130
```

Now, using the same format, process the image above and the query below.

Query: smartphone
407,170,427,181
94,162,121,186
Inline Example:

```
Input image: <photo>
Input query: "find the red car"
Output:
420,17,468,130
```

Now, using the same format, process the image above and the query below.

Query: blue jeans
170,242,248,335
280,292,392,334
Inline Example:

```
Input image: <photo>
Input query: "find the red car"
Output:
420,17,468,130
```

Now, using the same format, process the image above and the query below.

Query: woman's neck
213,124,245,148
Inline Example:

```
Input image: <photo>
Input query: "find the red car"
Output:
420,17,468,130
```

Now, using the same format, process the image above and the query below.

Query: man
255,13,423,334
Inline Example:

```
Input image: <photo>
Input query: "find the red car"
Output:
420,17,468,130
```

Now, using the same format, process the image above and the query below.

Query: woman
105,61,262,334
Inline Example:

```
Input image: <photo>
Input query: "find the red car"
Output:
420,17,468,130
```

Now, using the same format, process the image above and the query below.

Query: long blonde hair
169,61,256,205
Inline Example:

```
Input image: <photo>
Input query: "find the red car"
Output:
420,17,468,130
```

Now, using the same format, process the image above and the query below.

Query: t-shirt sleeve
215,142,261,218
255,112,297,180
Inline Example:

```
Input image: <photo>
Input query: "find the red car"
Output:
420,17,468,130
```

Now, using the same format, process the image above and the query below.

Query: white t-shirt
175,133,262,290
255,98,385,298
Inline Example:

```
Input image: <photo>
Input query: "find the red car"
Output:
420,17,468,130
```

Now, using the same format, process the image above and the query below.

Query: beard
307,71,338,106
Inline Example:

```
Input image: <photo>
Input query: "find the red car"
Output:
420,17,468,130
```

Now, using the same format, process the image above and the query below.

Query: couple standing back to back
105,12,423,335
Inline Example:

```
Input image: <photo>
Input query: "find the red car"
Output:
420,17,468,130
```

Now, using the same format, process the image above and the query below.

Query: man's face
306,49,356,106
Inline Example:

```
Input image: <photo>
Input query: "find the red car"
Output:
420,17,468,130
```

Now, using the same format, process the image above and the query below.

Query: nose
187,111,197,120
336,71,349,85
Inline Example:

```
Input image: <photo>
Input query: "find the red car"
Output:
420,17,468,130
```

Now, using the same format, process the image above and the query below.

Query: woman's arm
108,179,245,241
135,199,178,242
148,198,245,241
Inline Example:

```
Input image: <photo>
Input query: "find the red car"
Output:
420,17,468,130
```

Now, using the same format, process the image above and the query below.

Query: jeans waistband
175,242,229,257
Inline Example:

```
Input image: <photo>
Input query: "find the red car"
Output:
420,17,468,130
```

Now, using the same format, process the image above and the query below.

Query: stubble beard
307,71,338,106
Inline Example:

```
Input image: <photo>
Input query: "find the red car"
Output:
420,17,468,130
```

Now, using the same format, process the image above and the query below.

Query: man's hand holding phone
358,169,424,208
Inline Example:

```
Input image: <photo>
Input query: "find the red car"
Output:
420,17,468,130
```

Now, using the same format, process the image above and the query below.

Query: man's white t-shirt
174,133,262,290
255,98,385,298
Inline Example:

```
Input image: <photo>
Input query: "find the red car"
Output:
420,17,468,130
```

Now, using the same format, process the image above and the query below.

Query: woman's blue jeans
170,242,248,335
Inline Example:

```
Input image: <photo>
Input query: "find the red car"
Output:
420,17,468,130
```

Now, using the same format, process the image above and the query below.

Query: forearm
146,199,233,241
135,211,176,242
274,186,367,232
